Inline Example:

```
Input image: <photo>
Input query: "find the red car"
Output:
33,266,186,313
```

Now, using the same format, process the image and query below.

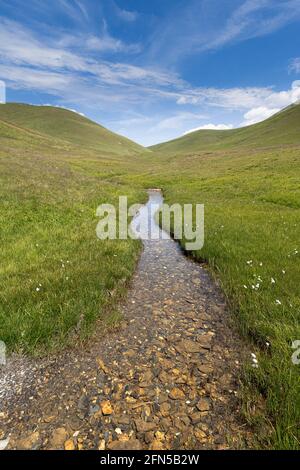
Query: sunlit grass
1,102,299,448
153,143,300,449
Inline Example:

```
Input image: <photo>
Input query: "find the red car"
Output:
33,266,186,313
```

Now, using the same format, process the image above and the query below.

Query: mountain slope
0,103,145,156
0,102,147,354
151,103,300,155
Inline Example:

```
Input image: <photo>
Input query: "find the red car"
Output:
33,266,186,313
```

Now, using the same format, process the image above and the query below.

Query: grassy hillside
145,107,300,449
151,103,300,154
0,103,145,156
0,103,148,353
1,101,299,448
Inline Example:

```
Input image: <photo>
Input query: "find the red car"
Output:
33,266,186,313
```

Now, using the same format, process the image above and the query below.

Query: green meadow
0,104,147,353
0,102,299,448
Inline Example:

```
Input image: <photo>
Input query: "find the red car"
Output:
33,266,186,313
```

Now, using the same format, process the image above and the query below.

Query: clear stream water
130,189,171,243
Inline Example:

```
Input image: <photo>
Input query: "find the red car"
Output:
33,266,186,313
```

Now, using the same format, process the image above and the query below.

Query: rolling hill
151,103,300,154
0,102,148,355
1,100,300,448
0,103,145,156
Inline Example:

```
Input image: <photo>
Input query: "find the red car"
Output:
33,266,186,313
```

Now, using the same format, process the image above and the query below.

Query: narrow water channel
0,190,246,450
130,189,170,243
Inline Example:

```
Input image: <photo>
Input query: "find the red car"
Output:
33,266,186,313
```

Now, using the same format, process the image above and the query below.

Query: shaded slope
0,103,145,156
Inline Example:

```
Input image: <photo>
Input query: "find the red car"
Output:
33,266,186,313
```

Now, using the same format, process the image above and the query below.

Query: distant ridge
0,103,145,156
150,103,300,154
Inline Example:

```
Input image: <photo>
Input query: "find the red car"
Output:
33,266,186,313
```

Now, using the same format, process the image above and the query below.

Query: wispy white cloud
57,0,85,23
177,81,300,111
0,17,183,110
148,0,300,63
203,0,300,52
289,57,300,73
0,7,300,146
73,0,90,21
0,19,89,70
0,18,140,64
112,1,138,22
241,106,280,126
0,64,72,92
184,123,233,135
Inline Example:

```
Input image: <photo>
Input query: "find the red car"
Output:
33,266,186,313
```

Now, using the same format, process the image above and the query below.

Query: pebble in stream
0,191,251,450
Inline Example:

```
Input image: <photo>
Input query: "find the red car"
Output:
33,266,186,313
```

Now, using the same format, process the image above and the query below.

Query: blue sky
0,0,300,145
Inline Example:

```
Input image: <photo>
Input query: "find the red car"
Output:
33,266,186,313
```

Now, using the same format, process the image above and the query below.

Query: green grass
151,103,300,154
148,110,300,449
0,102,299,448
0,104,148,353
0,103,145,156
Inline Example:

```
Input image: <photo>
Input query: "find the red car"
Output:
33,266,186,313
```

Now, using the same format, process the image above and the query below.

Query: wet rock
144,431,155,444
159,358,174,370
98,439,106,450
169,388,185,400
134,419,156,433
189,413,203,425
150,439,165,450
196,398,210,412
175,339,204,354
49,427,68,449
77,394,89,413
139,370,153,385
194,428,207,442
43,414,57,423
100,400,113,416
155,430,165,441
108,439,142,450
64,439,76,450
15,431,41,450
124,349,136,358
160,402,171,417
158,393,169,404
197,334,212,350
89,404,100,416
116,415,131,426
96,358,109,374
219,373,232,387
160,417,172,431
158,370,170,384
198,364,213,374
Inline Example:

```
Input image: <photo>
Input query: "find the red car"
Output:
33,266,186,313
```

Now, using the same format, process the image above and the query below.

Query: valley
0,102,299,449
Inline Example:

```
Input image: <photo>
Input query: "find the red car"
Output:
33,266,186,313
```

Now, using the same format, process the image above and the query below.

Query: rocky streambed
0,191,251,450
